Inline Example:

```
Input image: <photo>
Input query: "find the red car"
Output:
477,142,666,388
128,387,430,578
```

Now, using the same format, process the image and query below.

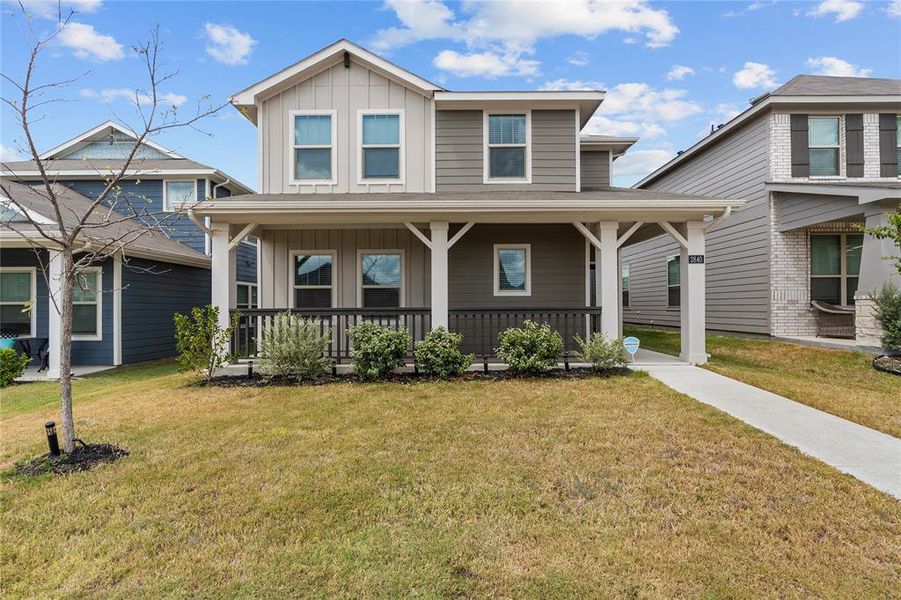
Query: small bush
349,322,411,380
575,333,630,371
414,327,473,379
874,282,901,353
0,348,29,387
258,313,331,380
496,320,563,374
173,305,238,383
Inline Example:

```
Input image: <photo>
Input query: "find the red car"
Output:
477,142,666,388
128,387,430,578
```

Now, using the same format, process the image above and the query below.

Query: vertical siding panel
273,230,288,308
260,231,274,308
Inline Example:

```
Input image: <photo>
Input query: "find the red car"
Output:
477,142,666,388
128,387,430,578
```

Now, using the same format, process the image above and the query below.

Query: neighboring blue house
0,122,257,374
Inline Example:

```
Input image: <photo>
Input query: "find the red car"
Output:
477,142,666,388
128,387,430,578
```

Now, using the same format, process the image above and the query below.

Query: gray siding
776,192,864,231
121,257,210,363
436,110,577,192
236,243,257,283
623,114,771,334
580,151,610,189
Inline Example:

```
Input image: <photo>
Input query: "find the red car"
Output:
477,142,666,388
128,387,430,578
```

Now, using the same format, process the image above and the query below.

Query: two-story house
192,39,743,364
622,75,901,349
0,122,257,375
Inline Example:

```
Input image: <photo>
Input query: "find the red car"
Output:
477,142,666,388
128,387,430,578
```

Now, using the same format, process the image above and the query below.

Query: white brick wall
863,113,881,178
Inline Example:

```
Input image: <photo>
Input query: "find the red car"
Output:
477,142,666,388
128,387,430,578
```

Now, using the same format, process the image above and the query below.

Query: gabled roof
771,74,901,97
39,120,184,160
580,135,638,157
230,39,445,123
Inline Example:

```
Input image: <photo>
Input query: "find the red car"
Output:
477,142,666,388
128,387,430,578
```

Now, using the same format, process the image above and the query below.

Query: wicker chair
810,300,856,339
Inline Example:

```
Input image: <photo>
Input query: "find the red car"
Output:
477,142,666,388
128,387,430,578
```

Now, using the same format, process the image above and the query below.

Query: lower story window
0,268,35,337
293,253,333,308
360,252,402,307
494,244,530,296
622,264,630,308
667,256,680,307
810,233,862,306
236,283,258,310
72,269,101,338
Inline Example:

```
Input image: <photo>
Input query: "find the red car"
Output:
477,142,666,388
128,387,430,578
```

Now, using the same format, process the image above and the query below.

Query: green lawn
1,362,898,597
624,325,901,438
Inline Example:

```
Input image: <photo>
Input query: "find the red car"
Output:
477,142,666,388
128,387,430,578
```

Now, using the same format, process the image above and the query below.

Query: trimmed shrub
414,327,473,379
0,348,29,387
874,282,901,353
173,305,238,383
349,322,411,380
258,312,331,380
496,320,563,374
575,333,630,371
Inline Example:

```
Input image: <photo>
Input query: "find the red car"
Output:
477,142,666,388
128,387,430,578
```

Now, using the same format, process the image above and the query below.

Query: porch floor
16,364,115,382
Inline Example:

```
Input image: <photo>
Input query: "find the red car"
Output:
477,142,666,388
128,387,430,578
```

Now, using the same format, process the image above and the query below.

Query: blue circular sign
622,336,640,356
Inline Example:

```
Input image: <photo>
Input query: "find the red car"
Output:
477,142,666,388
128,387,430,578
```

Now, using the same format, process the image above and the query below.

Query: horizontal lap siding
777,192,864,231
121,258,210,363
623,114,771,333
580,151,610,189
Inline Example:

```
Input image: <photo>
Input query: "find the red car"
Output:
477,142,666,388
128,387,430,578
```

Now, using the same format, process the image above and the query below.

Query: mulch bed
873,355,901,376
15,442,129,477
201,366,632,388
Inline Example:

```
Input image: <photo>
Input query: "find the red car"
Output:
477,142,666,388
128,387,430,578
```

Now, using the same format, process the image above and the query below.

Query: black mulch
873,355,901,376
15,442,129,477
200,366,632,388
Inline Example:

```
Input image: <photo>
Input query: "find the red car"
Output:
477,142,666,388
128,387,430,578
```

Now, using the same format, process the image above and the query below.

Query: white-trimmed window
163,180,197,212
359,251,403,307
808,116,840,177
236,283,258,310
622,264,630,308
810,233,863,306
667,256,680,307
358,111,404,183
484,112,531,183
72,268,102,340
896,116,901,172
0,267,36,337
494,244,531,296
292,252,335,308
291,110,336,184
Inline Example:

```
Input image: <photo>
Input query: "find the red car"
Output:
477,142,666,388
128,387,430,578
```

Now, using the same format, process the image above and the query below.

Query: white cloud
666,65,695,81
567,50,590,67
57,22,123,61
732,61,777,89
372,0,678,78
583,115,666,139
807,0,863,22
888,0,901,17
539,78,604,91
806,56,872,77
715,102,742,121
81,88,188,107
433,49,538,77
203,23,256,66
0,143,23,162
611,149,673,176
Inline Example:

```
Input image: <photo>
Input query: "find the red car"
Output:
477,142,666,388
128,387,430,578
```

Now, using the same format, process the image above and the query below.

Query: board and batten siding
580,151,610,189
623,114,771,334
260,60,433,194
436,110,577,192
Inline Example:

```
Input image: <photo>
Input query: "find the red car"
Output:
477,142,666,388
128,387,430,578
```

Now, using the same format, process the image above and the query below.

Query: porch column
210,222,236,331
46,249,62,379
596,221,619,341
680,221,707,364
429,221,449,329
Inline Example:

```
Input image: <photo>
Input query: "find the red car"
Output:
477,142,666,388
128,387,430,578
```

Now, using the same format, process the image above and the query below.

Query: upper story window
0,268,36,337
494,244,531,296
485,113,531,183
292,111,336,184
163,180,197,212
808,116,840,177
359,111,403,183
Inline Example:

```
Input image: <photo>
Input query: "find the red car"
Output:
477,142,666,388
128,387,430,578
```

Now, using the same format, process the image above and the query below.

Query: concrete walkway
636,351,901,499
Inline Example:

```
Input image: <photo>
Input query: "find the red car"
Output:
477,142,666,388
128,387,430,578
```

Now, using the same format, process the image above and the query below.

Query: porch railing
230,307,603,362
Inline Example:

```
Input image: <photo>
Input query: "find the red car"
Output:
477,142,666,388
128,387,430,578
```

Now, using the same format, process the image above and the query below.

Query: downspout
212,178,231,199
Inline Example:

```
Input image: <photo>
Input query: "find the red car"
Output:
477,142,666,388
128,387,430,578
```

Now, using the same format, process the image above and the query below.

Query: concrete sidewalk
637,353,901,499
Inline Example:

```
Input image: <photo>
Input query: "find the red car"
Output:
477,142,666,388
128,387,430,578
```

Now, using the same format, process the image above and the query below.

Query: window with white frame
293,252,334,308
292,111,336,183
667,256,680,307
810,233,862,306
360,112,403,182
896,116,901,171
494,244,530,296
72,268,101,339
622,264,631,308
236,283,258,310
808,116,840,177
0,268,36,337
485,113,530,182
360,252,402,307
163,180,197,212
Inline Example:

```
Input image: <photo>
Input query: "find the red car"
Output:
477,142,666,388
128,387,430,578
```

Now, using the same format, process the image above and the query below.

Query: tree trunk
58,250,75,453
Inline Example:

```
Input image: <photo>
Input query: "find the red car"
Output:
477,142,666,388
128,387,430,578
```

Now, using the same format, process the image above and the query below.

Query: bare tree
1,4,226,452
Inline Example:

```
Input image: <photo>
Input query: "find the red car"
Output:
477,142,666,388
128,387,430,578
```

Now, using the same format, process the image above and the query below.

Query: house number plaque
688,255,705,264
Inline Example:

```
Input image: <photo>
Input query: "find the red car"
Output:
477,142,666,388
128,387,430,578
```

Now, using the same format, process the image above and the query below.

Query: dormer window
292,110,336,184
359,111,403,183
808,116,840,177
485,112,531,183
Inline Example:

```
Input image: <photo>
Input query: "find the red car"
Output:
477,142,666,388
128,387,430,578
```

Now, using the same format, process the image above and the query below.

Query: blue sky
2,0,899,188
